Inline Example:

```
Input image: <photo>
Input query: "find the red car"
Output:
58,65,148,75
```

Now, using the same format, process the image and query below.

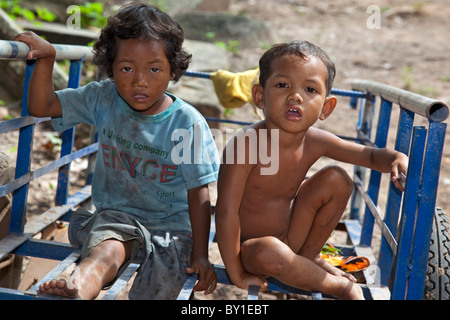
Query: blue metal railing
350,80,448,299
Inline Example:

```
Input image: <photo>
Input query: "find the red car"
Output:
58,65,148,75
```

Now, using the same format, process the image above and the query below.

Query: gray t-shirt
52,79,219,232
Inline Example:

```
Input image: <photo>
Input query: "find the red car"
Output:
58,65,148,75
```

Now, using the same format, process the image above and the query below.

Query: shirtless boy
215,41,408,300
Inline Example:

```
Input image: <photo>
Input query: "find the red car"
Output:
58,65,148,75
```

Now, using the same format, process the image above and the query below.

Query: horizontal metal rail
0,40,93,61
353,175,397,252
0,116,49,134
186,70,369,99
352,79,449,122
0,143,98,198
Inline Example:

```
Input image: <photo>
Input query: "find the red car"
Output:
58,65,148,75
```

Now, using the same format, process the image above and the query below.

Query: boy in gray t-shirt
14,3,218,299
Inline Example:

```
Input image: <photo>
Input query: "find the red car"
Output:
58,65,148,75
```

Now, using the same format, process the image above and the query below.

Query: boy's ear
252,84,264,109
319,96,337,120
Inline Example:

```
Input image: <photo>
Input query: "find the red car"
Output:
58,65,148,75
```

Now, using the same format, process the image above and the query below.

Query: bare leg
241,236,364,300
286,166,356,281
39,239,133,299
240,166,364,299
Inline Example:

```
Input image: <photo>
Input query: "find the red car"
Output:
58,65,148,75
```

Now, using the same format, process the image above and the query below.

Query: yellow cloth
210,68,261,118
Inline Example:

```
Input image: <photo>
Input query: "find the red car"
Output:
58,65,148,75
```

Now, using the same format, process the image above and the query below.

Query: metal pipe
0,40,93,61
352,79,449,122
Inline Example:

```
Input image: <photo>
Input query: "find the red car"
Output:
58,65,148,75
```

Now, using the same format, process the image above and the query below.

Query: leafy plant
213,40,241,55
1,0,108,29
36,6,56,22
78,2,108,29
0,0,57,25
0,0,36,22
321,243,342,256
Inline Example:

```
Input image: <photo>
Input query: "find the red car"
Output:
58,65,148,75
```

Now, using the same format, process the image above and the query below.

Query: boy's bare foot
39,278,79,299
38,239,132,299
336,279,365,300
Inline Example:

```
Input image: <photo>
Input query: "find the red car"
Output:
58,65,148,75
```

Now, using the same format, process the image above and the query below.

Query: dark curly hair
258,41,336,96
93,3,191,82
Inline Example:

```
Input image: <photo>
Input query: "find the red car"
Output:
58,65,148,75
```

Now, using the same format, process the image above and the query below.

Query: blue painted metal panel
360,99,392,247
247,285,260,300
55,60,83,206
177,274,198,300
102,263,140,300
29,251,80,295
350,95,376,222
0,40,93,61
13,238,74,261
0,287,63,300
0,116,48,135
407,122,447,299
0,143,97,199
9,61,35,234
391,126,427,299
378,108,414,285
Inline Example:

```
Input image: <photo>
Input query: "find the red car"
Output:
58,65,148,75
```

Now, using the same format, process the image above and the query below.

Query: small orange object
340,256,370,272
321,253,370,273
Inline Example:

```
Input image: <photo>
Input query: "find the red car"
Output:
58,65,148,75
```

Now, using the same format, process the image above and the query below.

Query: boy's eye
150,67,160,73
276,82,289,88
122,66,132,72
306,87,318,93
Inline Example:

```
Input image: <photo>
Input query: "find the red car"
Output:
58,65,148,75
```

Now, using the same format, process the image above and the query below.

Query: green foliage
1,0,57,23
216,40,240,55
78,2,108,29
0,0,109,29
36,6,56,22
321,243,342,256
204,31,241,55
0,0,35,22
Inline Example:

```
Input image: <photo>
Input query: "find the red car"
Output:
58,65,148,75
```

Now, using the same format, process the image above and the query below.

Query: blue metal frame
350,80,448,299
0,40,448,300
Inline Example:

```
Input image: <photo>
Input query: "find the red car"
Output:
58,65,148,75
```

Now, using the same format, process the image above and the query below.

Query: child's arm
215,151,268,291
313,128,408,190
13,31,62,117
185,184,217,295
368,147,408,190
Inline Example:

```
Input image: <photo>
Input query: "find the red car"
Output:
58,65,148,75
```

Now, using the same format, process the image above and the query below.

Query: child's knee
242,237,293,276
322,165,353,195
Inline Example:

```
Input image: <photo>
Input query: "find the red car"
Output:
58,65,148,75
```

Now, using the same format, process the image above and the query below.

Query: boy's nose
133,72,147,87
289,91,303,104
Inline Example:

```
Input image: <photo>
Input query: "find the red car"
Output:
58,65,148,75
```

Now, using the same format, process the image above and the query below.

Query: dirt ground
1,0,450,300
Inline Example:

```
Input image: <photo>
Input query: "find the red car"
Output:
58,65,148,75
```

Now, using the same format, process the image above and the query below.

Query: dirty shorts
68,207,193,300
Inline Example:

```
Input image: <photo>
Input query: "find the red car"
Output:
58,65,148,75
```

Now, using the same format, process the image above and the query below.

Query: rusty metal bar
352,79,449,122
0,40,93,61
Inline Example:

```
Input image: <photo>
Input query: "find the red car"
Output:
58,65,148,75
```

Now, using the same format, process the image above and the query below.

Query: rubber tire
423,207,450,300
